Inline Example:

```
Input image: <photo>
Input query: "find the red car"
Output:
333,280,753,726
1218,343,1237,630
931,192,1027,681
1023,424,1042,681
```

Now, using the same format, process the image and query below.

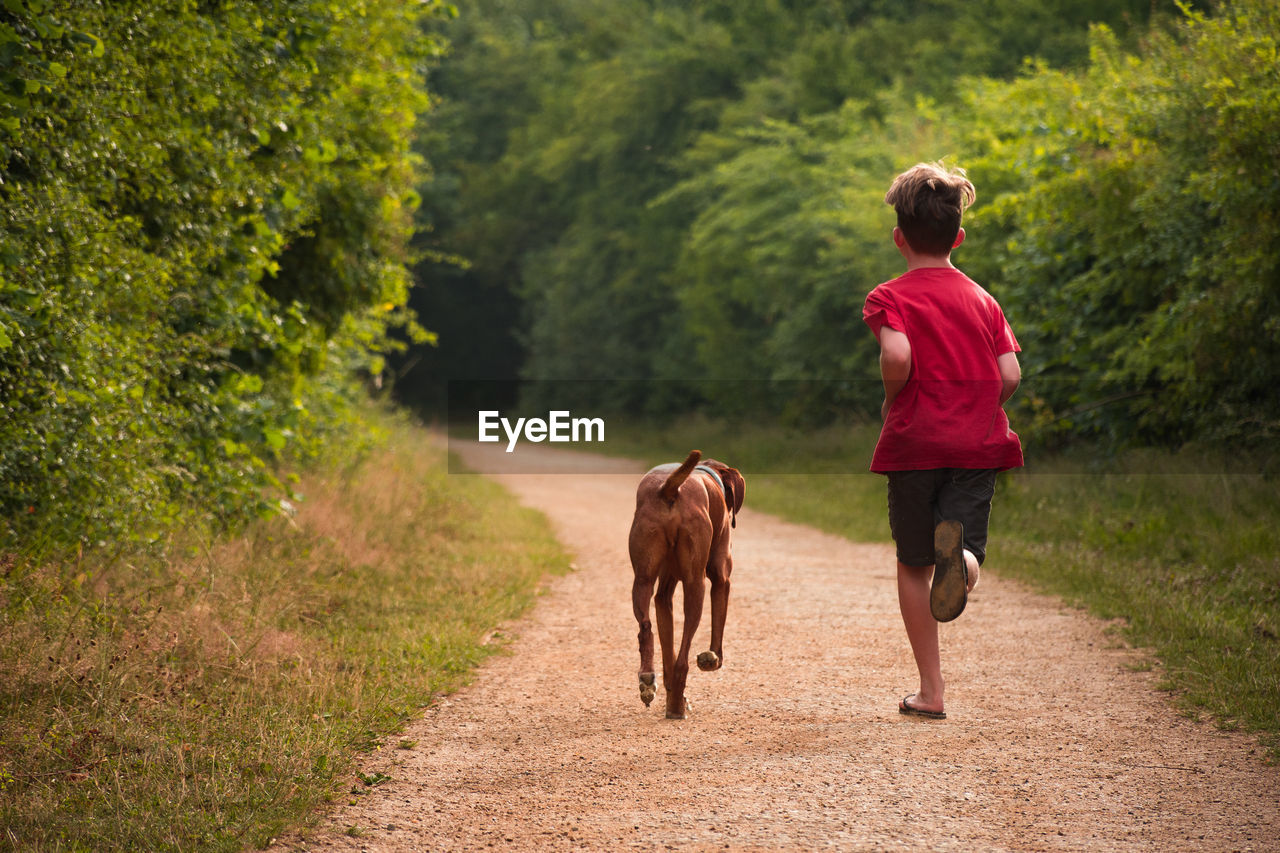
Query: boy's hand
998,351,1021,404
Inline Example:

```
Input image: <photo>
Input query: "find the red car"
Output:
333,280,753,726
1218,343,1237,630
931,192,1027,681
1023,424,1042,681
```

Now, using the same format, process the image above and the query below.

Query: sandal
931,520,967,622
899,694,946,720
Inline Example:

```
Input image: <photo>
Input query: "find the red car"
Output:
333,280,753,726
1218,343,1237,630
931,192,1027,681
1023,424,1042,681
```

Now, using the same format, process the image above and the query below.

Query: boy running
862,162,1023,720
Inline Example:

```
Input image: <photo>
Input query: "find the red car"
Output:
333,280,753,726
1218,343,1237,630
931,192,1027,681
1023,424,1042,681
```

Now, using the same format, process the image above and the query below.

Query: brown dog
629,449,744,719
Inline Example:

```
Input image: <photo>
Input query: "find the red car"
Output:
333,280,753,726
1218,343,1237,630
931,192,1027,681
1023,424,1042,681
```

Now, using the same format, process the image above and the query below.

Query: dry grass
0,408,569,851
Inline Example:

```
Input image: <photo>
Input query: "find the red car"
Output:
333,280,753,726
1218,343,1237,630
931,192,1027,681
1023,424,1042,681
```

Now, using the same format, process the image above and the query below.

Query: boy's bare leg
897,560,944,713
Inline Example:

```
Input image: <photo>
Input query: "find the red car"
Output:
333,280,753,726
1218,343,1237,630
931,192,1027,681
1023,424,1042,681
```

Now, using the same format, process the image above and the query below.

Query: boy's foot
899,694,946,720
931,520,967,622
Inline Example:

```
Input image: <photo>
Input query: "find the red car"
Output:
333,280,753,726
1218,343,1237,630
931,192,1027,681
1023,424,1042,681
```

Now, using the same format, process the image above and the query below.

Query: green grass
995,454,1280,753
0,408,570,851
598,417,1280,760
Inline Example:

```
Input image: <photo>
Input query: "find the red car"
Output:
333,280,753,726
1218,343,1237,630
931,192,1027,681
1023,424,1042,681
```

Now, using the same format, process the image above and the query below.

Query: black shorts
886,468,998,568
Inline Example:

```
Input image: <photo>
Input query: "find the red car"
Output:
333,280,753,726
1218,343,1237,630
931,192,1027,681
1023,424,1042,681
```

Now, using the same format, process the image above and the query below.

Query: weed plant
0,409,569,850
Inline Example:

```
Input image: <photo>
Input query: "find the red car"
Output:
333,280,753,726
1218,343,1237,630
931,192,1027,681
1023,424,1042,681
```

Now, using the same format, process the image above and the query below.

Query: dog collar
695,464,723,495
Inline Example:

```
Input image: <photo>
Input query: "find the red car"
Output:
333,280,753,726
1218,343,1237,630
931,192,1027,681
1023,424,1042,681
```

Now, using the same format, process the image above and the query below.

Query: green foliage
406,0,1168,429
426,1,755,413
963,0,1280,449
663,102,962,421
429,0,1275,453
1,1,441,556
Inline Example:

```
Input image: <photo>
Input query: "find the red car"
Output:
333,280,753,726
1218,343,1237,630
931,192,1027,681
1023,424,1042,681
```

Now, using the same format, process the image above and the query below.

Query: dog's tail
659,449,701,505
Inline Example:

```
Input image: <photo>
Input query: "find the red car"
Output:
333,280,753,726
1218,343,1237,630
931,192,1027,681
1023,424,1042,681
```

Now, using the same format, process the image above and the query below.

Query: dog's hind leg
631,574,657,706
653,573,678,713
698,547,732,672
666,572,705,720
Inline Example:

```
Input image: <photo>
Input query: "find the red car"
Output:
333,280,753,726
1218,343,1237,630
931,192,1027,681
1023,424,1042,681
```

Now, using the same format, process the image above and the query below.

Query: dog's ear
705,461,745,527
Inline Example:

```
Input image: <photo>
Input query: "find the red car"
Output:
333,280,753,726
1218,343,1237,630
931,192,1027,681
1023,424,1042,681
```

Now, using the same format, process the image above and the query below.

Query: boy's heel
931,520,967,622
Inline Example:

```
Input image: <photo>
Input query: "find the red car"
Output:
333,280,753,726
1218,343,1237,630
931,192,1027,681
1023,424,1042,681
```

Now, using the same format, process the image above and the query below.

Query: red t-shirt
862,266,1024,473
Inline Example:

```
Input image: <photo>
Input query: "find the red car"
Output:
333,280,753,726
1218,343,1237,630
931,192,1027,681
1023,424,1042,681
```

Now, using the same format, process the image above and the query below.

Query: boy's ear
952,227,966,249
893,226,908,250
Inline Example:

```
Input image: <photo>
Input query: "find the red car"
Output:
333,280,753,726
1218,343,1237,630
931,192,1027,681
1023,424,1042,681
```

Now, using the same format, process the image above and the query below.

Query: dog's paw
696,650,721,671
638,672,656,707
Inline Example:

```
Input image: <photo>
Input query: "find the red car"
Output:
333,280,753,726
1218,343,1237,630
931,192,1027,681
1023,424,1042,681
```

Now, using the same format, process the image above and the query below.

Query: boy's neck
904,255,955,271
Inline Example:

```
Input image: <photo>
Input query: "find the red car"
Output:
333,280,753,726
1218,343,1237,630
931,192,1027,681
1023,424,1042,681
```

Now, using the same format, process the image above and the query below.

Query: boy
862,162,1023,720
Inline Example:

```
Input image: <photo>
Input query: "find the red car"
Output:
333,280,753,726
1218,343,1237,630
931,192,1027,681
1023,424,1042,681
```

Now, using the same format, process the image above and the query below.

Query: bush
963,0,1280,451
0,1,442,556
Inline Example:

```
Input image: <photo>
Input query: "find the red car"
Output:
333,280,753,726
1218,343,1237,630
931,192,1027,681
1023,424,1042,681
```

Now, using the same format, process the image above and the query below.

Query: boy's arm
998,351,1021,404
878,326,912,421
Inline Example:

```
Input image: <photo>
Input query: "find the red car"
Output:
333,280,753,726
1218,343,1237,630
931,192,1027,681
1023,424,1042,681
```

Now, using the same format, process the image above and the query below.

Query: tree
402,0,1164,425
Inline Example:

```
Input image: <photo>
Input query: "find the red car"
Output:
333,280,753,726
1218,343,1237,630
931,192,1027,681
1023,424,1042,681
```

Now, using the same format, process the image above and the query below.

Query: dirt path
284,442,1278,851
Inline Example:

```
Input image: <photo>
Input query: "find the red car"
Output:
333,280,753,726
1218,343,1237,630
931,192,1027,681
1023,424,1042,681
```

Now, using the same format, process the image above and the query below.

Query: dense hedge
961,2,1280,449
1,1,442,555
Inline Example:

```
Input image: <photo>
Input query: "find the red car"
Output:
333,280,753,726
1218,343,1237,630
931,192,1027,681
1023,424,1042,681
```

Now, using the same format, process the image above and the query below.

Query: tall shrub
963,0,1280,450
0,1,439,555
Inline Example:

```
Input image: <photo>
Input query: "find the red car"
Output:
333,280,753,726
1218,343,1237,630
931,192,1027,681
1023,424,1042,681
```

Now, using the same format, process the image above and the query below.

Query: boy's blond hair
884,162,976,256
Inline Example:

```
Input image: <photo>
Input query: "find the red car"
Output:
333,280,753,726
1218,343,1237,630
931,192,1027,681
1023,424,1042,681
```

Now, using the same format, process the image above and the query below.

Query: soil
278,441,1278,852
